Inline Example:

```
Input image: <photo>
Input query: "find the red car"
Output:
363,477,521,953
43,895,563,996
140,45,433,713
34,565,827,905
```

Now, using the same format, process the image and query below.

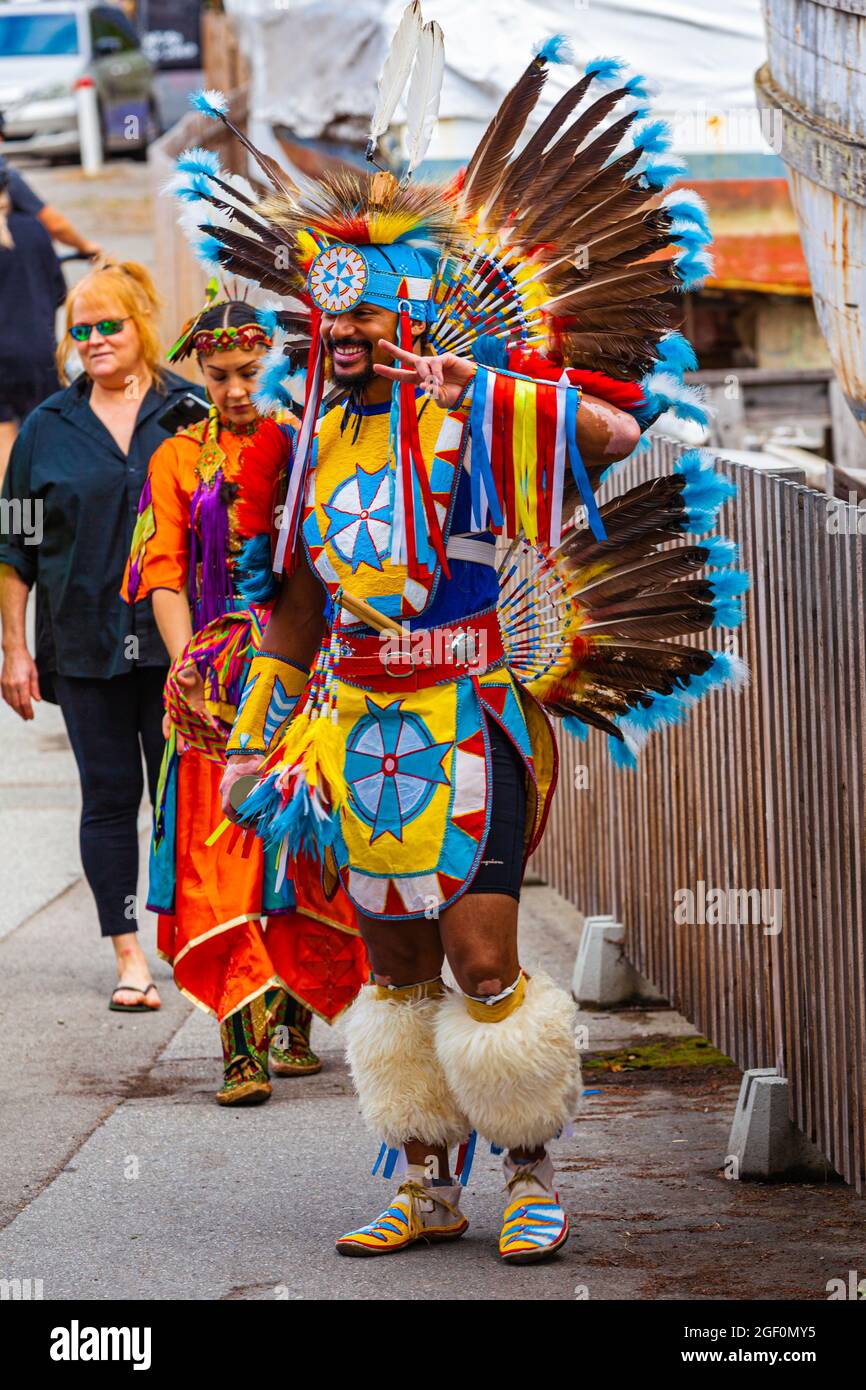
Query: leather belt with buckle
335,609,504,691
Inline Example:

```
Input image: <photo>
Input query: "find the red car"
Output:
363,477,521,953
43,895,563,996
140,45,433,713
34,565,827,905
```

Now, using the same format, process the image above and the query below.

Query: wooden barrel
757,0,866,435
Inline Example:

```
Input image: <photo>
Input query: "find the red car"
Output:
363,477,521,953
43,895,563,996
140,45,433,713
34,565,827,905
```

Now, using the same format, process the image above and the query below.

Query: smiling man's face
320,302,423,398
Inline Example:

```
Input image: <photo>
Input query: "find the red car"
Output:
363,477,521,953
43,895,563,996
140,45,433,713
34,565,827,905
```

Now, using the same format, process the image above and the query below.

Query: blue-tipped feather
669,219,711,250
255,306,281,336
609,734,638,770
584,56,626,84
625,693,688,734
259,782,347,864
641,156,687,191
701,535,739,568
192,234,224,267
634,120,671,154
684,507,716,535
624,73,660,100
695,650,750,693
657,332,698,377
644,373,709,428
534,34,573,64
606,648,749,766
190,88,228,121
674,247,715,290
712,600,746,628
253,382,292,414
662,189,711,236
709,571,750,629
234,533,279,605
174,173,213,203
252,338,295,413
563,715,589,742
710,570,750,600
176,145,221,177
236,773,283,835
676,449,736,529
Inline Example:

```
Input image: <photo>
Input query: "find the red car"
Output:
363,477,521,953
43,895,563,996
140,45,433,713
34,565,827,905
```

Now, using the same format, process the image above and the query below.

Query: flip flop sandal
109,982,161,1013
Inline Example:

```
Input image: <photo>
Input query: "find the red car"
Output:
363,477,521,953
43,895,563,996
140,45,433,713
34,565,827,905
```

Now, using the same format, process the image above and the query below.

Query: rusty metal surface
758,1,866,434
533,441,866,1190
761,0,866,144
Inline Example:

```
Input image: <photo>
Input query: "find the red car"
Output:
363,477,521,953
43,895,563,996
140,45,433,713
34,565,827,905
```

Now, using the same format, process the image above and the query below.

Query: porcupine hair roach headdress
168,4,746,765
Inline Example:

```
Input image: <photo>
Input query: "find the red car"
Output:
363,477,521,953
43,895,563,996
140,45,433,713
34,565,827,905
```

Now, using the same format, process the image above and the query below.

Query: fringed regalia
122,406,368,1030
167,3,749,1250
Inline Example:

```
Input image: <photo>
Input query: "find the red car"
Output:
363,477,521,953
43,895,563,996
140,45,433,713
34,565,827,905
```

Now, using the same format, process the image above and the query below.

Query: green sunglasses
69,317,130,342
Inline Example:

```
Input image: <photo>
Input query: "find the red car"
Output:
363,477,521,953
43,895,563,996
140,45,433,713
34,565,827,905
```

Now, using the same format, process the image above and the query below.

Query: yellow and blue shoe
499,1154,569,1264
336,1179,468,1258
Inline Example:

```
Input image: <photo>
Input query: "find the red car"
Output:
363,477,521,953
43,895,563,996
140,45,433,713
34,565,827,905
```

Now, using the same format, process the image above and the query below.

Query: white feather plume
403,19,445,175
368,0,424,152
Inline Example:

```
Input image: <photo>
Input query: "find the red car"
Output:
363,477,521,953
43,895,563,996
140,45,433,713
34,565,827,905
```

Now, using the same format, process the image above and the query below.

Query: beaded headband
191,323,271,355
166,278,273,363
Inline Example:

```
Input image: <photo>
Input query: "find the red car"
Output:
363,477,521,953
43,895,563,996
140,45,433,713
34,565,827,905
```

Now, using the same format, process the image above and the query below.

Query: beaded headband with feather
166,277,273,363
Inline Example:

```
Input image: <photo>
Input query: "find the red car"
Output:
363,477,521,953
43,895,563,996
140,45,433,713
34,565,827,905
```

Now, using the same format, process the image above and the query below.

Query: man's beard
327,340,376,390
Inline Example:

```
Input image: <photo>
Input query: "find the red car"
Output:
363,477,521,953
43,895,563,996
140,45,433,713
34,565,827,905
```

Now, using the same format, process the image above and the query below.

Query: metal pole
75,77,103,176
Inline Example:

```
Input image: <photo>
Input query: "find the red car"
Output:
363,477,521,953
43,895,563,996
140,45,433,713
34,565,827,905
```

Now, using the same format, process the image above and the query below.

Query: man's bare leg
357,896,546,1167
337,912,469,1255
356,912,452,1177
438,891,544,1164
433,889,578,1261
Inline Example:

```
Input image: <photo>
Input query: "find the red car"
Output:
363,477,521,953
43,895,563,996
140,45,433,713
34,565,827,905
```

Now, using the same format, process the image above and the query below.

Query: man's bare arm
260,549,327,667
37,206,101,257
576,393,642,466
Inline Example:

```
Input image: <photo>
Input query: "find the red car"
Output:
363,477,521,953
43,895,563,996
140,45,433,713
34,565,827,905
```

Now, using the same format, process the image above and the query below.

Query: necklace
220,415,259,437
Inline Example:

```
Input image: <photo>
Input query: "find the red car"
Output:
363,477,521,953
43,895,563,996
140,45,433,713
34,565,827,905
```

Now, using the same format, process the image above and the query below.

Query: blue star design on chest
345,698,451,843
323,462,392,572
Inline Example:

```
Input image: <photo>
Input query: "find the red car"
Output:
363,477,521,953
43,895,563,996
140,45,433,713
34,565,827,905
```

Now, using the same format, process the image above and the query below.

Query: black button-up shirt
0,370,204,698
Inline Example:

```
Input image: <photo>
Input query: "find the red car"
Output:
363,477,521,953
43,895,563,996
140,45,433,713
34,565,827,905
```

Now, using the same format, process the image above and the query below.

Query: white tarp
226,0,771,160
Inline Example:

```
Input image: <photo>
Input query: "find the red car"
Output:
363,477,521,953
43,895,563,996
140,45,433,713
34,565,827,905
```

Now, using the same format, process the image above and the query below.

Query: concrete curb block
572,915,667,1008
727,1068,836,1181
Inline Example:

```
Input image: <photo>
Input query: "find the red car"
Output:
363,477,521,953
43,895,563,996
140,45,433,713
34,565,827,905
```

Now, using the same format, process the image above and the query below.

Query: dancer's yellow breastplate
301,398,468,623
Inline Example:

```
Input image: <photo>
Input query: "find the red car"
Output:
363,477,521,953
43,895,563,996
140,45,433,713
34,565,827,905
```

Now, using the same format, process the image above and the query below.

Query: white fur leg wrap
344,985,469,1150
434,972,582,1151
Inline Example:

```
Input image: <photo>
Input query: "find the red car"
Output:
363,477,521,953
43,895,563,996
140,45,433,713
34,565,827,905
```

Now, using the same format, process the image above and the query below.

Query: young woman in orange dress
122,294,367,1105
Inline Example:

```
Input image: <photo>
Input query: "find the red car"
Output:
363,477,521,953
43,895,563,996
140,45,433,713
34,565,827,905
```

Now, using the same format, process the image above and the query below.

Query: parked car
0,1,160,159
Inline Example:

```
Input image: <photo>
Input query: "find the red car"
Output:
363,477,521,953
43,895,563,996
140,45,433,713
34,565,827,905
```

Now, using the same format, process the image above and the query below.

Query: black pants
53,667,167,937
467,714,528,901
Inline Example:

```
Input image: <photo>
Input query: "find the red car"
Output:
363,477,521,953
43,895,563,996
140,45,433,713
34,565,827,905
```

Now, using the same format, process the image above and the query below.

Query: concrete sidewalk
2,857,864,1300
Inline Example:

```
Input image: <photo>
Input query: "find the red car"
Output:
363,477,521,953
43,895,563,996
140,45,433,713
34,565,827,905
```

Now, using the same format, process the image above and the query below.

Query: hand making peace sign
374,339,476,408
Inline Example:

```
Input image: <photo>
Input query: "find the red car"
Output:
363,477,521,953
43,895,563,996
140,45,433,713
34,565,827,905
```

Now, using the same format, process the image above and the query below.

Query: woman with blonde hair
0,259,204,1010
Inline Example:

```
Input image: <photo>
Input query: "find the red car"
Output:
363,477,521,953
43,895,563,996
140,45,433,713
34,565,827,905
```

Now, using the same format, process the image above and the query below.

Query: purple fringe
127,556,142,602
126,477,153,602
190,475,231,629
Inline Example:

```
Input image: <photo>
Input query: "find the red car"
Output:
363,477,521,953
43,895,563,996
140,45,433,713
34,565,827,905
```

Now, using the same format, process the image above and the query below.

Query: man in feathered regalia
173,2,748,1263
